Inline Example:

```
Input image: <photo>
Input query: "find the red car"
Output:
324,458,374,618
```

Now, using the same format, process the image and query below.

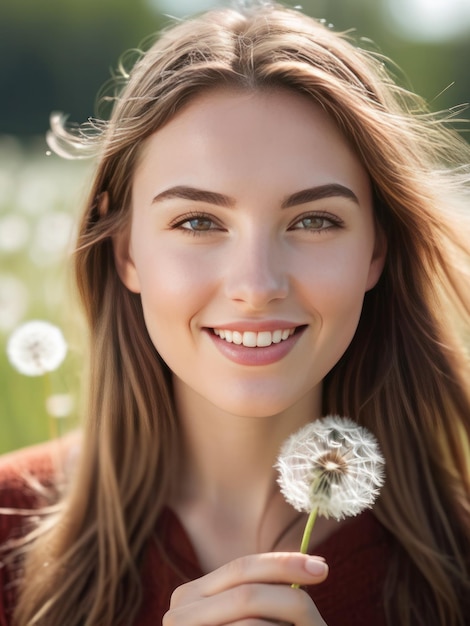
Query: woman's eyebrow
152,186,235,207
151,183,358,208
281,184,359,208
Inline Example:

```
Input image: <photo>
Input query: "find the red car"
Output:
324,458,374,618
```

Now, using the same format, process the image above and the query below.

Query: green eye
290,212,343,232
171,212,223,236
298,216,326,230
184,217,214,231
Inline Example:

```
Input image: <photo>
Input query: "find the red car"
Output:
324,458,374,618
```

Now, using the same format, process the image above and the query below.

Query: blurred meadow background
1,0,469,454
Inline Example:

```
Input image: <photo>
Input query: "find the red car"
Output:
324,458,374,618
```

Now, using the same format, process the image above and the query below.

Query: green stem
292,507,318,589
43,372,58,441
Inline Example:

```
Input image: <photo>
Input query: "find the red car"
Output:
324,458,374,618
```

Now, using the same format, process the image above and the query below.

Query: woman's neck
168,378,323,570
172,377,321,506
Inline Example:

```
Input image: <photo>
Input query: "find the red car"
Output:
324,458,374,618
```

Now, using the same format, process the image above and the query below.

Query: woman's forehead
133,87,371,205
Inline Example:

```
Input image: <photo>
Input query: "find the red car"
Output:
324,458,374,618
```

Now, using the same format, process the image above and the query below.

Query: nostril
224,270,289,307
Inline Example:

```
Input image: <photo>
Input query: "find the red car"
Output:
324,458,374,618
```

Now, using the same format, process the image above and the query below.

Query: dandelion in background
7,320,68,440
7,320,67,376
275,415,385,587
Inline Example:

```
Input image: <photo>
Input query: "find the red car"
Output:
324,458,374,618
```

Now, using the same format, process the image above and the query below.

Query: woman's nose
223,234,289,310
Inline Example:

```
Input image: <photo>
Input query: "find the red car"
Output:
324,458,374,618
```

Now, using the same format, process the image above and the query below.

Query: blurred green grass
0,137,91,454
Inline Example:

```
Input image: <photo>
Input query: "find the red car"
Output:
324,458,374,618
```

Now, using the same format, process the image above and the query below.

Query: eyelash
287,211,344,232
170,211,344,236
169,212,223,236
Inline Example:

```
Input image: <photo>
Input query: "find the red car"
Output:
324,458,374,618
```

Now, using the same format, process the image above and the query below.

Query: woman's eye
183,217,214,231
290,214,340,231
172,214,220,233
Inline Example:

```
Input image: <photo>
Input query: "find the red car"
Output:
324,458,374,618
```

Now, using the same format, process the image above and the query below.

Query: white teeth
257,331,272,347
272,330,282,344
213,328,296,347
243,331,257,347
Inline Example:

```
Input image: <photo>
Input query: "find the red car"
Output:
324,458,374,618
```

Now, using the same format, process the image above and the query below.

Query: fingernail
305,558,328,576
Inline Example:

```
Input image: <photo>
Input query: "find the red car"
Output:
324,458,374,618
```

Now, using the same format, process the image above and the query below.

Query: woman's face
115,88,385,418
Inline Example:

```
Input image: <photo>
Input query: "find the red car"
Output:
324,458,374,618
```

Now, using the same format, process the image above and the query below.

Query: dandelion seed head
275,416,385,520
7,320,67,376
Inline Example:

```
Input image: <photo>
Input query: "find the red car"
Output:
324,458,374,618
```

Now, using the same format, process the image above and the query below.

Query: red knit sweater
0,442,393,625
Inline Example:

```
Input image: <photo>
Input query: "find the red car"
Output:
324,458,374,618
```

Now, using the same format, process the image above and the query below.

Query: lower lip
207,329,304,366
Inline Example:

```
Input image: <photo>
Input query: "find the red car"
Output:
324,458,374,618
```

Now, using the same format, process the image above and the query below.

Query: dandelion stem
291,507,318,589
43,372,58,441
300,507,318,553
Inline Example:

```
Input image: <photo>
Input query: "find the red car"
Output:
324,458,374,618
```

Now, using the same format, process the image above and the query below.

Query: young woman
1,3,469,625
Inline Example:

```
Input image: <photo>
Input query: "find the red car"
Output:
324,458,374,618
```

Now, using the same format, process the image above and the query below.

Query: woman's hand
162,552,329,625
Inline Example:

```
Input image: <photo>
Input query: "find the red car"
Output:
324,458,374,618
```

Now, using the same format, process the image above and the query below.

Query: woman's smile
208,325,306,366
212,327,296,347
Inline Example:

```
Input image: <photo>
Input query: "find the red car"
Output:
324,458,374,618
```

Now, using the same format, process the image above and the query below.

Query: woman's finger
165,582,327,626
190,552,328,597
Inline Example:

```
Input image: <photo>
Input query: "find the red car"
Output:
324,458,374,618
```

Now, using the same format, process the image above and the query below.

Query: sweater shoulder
0,439,75,626
0,436,80,543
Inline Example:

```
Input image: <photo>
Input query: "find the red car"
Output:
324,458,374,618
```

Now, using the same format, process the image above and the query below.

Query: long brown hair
12,4,470,625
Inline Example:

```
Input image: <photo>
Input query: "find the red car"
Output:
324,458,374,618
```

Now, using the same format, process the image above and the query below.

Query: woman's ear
112,227,140,293
365,223,387,292
113,228,141,293
102,191,141,294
